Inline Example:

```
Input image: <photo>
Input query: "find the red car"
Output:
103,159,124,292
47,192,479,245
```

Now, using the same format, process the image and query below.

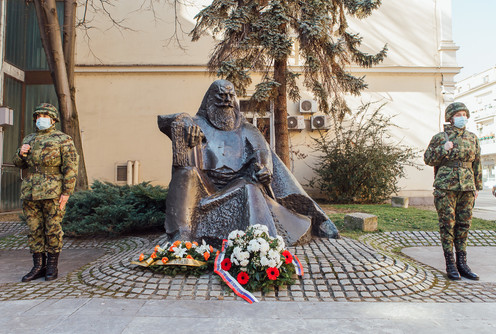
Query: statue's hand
254,163,272,185
186,125,203,147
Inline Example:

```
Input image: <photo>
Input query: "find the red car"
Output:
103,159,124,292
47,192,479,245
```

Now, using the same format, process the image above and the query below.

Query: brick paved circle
1,222,496,302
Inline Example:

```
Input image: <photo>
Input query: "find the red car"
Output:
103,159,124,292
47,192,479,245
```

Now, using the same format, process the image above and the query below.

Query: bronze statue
158,80,338,246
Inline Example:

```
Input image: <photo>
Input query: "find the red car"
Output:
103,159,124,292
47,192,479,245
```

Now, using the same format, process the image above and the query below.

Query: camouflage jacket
13,127,79,200
424,124,482,191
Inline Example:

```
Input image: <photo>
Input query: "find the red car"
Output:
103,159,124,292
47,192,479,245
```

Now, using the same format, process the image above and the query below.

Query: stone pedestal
343,213,378,232
391,196,409,208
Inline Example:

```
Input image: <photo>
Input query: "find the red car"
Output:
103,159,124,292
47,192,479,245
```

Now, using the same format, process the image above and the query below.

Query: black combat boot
456,251,479,280
22,253,46,282
45,252,60,281
443,250,461,280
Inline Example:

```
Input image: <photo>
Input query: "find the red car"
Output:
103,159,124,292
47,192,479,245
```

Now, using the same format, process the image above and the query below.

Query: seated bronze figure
158,79,338,246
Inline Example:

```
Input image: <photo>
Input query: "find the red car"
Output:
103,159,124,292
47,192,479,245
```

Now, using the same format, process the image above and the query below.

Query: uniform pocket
433,189,446,199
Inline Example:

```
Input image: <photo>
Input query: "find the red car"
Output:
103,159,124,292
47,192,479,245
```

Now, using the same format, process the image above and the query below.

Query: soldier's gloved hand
186,125,203,147
20,144,31,157
444,141,453,151
59,195,70,210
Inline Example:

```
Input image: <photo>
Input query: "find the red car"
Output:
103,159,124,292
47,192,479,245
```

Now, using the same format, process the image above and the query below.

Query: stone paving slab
402,246,496,282
1,299,496,334
1,221,496,303
0,249,106,283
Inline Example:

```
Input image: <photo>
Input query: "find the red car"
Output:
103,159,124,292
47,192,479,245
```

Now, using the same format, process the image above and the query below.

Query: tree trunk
273,56,290,167
34,0,88,190
63,0,88,190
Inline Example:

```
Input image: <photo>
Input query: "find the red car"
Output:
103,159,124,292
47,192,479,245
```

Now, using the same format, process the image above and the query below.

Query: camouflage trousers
23,199,64,254
433,189,475,253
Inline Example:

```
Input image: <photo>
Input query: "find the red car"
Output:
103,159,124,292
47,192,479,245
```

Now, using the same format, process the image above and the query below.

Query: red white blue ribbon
214,240,259,304
292,254,304,277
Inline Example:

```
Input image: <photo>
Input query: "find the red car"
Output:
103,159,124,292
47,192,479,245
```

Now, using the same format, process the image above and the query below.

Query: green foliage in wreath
220,225,298,293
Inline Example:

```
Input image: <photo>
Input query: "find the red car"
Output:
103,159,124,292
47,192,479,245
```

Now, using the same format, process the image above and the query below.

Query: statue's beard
206,105,238,131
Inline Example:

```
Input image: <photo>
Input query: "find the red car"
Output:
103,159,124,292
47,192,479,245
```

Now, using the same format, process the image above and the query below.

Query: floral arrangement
216,224,302,295
132,240,217,277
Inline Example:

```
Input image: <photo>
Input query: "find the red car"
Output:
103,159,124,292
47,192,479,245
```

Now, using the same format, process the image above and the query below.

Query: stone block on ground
391,196,409,208
343,213,378,232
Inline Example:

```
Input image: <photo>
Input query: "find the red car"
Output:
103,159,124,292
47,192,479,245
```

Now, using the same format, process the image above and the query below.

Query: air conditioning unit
311,114,331,130
287,115,305,130
299,99,317,113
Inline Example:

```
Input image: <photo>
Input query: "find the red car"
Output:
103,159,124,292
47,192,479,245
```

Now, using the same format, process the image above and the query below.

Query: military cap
445,102,470,122
33,103,60,123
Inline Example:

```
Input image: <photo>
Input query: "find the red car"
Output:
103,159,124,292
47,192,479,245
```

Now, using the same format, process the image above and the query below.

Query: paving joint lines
1,221,496,302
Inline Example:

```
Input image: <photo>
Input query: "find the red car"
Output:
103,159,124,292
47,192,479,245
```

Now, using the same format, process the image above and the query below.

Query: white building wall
455,67,496,189
74,0,461,203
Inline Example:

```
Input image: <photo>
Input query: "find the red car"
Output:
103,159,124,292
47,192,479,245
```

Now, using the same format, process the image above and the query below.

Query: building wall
73,0,460,202
455,67,496,189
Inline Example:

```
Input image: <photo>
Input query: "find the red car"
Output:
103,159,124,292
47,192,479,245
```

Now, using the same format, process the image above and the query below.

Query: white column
437,0,460,105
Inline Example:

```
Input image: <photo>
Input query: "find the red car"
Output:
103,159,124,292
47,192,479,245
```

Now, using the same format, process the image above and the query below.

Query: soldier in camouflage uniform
424,102,482,281
13,103,79,282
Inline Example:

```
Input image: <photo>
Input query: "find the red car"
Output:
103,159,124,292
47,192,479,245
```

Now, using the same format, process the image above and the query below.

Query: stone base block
343,213,378,232
391,196,409,208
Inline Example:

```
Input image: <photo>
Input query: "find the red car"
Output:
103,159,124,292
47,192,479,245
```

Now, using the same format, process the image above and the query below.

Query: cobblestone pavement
1,222,496,303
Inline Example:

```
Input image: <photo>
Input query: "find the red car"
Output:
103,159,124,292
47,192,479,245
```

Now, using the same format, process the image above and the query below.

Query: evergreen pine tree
191,0,387,166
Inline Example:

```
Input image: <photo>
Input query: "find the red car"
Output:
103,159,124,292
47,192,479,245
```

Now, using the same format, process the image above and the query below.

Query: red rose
282,250,293,264
266,267,280,280
237,272,250,285
221,258,232,271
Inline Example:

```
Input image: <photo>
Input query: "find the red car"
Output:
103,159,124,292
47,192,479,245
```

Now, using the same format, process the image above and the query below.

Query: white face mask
36,117,52,130
453,116,468,128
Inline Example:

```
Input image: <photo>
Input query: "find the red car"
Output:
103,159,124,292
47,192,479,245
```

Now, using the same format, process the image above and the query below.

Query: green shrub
309,102,420,203
62,180,168,237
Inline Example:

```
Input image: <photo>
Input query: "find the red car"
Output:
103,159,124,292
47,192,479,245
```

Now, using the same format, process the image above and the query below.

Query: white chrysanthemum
267,259,277,268
253,224,269,234
240,259,249,267
247,239,261,253
233,247,250,261
241,251,250,260
258,238,270,254
232,246,242,257
276,236,285,251
228,230,245,241
268,249,280,260
230,254,240,265
260,256,270,267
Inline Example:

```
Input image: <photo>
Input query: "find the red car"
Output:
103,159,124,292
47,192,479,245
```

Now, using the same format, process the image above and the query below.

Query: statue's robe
158,113,338,246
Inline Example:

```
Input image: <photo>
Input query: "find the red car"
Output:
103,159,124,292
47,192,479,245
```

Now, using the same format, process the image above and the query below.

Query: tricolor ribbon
214,240,259,304
292,254,304,277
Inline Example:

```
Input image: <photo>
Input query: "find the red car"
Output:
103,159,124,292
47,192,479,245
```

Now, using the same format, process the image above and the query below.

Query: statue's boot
22,252,46,282
456,250,479,280
444,250,461,280
45,252,60,281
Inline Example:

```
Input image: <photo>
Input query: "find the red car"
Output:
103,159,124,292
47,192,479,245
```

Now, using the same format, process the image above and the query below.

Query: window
239,99,274,149
1,0,64,210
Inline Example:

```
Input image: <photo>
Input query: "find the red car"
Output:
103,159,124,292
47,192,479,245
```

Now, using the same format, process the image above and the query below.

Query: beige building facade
455,67,496,189
1,0,461,209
